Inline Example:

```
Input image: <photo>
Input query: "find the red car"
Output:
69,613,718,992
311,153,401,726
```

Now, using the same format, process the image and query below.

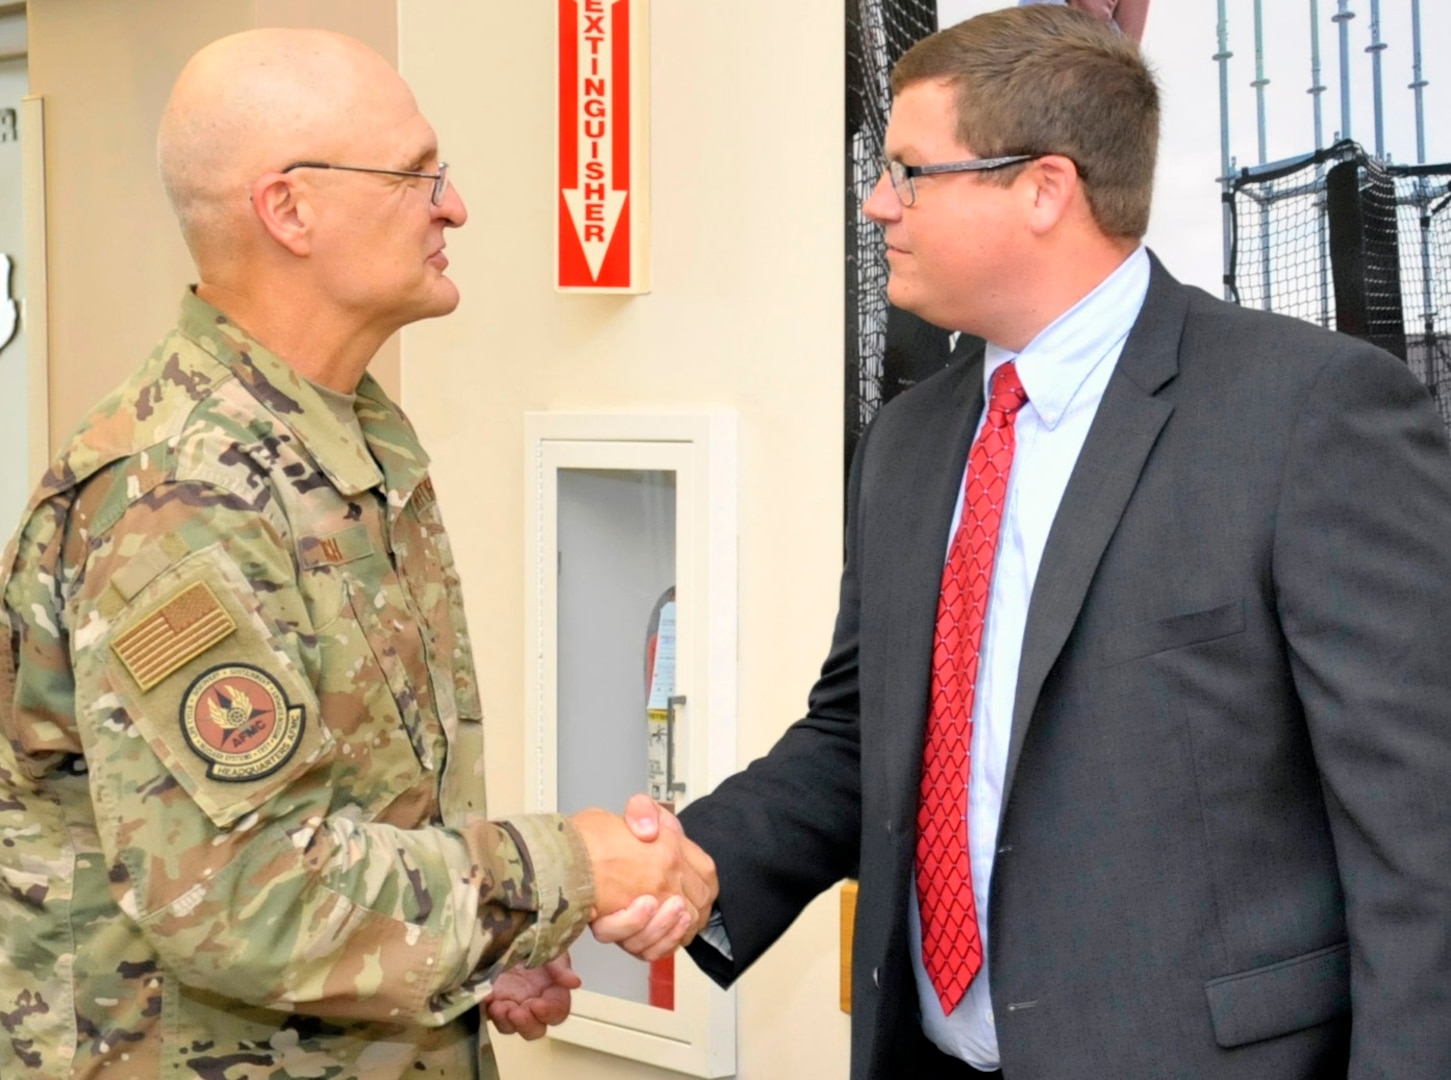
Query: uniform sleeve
71,480,594,1025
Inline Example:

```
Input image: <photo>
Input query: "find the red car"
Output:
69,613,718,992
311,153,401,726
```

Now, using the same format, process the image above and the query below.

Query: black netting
1326,153,1408,359
1226,142,1358,329
1398,168,1451,428
1228,142,1451,431
846,0,937,476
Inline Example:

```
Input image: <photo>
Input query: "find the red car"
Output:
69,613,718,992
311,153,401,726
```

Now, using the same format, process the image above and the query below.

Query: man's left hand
1068,0,1119,22
484,955,582,1040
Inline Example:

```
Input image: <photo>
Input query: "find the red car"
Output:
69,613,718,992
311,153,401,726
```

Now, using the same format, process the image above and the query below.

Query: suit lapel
1002,258,1189,806
883,345,986,830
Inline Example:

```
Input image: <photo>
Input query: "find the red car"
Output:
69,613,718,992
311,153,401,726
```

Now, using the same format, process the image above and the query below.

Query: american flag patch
112,581,237,691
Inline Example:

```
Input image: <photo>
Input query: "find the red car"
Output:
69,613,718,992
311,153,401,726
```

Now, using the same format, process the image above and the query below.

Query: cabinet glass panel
556,467,677,1009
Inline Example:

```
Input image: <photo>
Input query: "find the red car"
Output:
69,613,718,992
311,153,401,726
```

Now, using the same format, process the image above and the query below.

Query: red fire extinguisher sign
556,0,651,292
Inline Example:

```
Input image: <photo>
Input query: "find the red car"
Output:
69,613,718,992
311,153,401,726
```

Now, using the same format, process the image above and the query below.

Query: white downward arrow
562,188,627,280
563,0,627,281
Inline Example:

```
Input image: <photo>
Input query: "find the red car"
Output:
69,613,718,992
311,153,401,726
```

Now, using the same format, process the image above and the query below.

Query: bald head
157,29,414,267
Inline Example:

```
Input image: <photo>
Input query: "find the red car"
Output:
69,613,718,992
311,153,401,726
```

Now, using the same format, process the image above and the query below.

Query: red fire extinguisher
644,587,677,1011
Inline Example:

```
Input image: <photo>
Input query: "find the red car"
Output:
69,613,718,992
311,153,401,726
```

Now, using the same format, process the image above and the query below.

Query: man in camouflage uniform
0,28,711,1079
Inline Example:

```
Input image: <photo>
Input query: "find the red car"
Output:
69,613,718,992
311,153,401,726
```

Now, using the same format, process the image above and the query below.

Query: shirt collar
983,245,1150,430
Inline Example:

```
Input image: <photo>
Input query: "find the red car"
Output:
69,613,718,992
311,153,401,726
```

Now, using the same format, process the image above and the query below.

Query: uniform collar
178,289,429,500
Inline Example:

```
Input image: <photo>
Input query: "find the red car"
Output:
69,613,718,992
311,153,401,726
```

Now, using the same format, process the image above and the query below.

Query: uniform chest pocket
1098,599,1246,668
307,569,440,815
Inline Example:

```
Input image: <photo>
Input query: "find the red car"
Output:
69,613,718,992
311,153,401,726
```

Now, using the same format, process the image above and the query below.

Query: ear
1023,154,1082,237
249,173,313,257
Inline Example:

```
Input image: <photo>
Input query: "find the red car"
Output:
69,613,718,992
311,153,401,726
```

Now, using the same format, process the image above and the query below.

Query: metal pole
1311,0,1331,325
1251,0,1274,307
1216,0,1235,300
1367,0,1387,158
1399,0,1437,411
1333,0,1355,141
1420,195,1436,342
1409,0,1427,164
1259,195,1275,312
1404,0,1435,367
1253,0,1269,164
1309,0,1326,149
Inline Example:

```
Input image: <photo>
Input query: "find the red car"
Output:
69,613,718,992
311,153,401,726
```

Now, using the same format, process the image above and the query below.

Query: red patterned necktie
917,360,1028,1014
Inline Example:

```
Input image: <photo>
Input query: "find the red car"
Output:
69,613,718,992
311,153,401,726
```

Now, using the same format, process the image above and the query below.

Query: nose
862,168,900,225
436,178,468,227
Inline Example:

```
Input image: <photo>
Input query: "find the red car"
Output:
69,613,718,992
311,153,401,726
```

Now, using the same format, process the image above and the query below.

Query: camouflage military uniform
0,291,594,1079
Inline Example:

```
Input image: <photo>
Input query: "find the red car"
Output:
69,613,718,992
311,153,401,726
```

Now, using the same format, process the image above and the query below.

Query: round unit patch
180,664,306,782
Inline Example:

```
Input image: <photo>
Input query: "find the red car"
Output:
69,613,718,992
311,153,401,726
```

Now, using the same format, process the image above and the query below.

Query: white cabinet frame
524,411,737,1077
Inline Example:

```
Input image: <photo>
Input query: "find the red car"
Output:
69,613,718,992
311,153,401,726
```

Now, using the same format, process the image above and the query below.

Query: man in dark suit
612,6,1451,1077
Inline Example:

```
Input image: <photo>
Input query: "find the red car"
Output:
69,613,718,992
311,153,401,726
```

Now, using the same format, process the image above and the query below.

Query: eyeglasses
281,160,451,206
881,154,1042,207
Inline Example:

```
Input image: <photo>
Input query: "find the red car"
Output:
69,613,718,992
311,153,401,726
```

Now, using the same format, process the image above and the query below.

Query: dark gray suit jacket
682,257,1451,1078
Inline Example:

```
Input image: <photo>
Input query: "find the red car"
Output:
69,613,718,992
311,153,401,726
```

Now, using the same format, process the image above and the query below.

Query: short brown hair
891,5,1159,238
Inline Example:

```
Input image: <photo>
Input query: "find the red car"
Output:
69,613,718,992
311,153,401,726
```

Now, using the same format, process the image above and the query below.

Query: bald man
0,29,709,1079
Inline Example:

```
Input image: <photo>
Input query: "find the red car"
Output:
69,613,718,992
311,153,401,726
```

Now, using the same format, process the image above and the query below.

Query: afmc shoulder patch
180,664,306,782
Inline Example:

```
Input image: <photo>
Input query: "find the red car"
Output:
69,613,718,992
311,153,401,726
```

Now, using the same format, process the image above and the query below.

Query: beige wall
398,2,848,1078
0,44,31,529
26,0,399,451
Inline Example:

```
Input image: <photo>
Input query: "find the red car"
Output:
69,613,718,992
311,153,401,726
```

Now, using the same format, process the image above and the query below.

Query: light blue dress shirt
911,246,1151,1069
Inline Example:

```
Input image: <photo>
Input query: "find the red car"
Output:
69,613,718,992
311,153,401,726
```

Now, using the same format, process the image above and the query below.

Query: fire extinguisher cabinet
524,411,738,1077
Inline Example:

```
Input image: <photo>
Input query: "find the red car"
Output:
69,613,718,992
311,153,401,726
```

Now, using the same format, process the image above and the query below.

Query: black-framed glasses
282,160,450,206
881,154,1042,207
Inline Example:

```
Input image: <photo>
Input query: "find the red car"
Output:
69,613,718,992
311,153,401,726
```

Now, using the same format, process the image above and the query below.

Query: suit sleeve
681,423,871,985
1273,342,1451,1075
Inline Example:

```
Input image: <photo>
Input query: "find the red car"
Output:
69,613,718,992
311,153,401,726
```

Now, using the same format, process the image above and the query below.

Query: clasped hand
483,795,713,1043
574,793,716,962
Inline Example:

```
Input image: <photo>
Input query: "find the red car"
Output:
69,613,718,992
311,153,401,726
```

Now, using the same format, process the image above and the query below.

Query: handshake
484,793,717,1039
575,792,718,959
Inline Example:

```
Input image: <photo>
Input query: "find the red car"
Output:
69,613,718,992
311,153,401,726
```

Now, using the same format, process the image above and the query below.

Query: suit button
873,967,880,988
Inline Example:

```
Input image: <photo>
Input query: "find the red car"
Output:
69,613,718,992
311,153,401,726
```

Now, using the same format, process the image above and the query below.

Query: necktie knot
987,361,1028,428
